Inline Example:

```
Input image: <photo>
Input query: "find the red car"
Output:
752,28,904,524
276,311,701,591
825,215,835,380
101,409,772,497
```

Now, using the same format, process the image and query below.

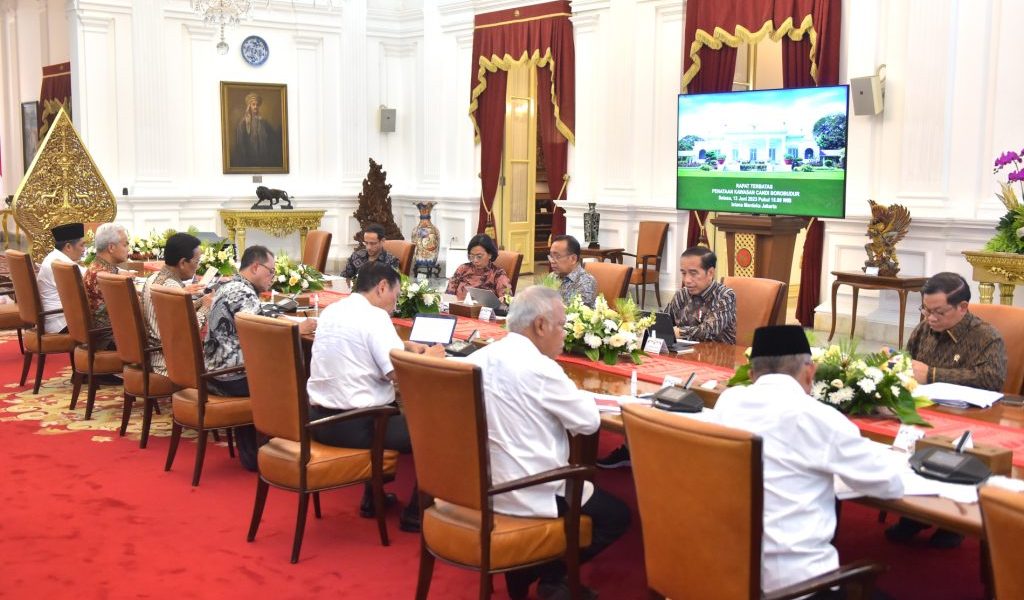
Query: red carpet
0,336,985,599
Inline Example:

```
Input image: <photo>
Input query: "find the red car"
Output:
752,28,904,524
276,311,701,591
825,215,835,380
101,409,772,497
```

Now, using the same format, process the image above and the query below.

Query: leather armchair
968,303,1024,394
390,350,594,600
621,221,669,309
97,272,180,448
383,240,416,276
980,485,1024,599
6,250,75,393
52,261,124,419
236,313,398,563
583,262,633,311
494,250,524,295
301,230,332,274
622,404,883,600
722,276,787,347
148,285,253,486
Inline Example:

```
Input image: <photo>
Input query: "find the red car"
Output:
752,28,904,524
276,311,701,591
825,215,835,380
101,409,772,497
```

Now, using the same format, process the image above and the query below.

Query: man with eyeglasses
549,235,597,307
886,271,1006,548
203,245,317,471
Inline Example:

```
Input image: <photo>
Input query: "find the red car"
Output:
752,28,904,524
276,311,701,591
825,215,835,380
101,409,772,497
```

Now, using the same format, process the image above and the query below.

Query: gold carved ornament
13,107,116,261
863,199,911,277
219,210,326,238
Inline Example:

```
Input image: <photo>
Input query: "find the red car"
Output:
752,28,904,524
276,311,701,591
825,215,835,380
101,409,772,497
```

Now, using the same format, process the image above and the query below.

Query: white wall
822,0,1024,335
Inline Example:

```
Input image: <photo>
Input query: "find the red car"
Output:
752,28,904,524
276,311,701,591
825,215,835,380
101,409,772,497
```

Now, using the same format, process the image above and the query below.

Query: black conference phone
652,385,704,413
909,447,991,485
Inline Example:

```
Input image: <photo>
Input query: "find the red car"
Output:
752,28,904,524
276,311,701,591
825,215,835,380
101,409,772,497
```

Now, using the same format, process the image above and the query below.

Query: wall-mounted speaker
380,107,396,133
850,75,883,116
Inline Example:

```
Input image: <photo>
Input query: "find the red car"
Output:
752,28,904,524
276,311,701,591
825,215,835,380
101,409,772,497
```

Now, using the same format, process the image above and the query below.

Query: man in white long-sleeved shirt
36,223,86,333
714,325,904,595
463,285,630,600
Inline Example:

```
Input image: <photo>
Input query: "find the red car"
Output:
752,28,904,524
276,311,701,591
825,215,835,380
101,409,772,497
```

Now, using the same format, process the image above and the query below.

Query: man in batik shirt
665,246,737,344
342,223,400,279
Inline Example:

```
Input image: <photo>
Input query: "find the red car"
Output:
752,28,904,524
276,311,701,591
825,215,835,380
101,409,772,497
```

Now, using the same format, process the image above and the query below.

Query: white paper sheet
916,382,1003,409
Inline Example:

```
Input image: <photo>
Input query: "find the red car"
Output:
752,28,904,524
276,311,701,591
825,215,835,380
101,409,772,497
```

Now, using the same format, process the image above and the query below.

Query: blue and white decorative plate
240,35,269,66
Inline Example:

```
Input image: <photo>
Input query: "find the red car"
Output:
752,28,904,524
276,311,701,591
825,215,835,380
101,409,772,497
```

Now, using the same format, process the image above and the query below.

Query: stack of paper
916,382,1003,409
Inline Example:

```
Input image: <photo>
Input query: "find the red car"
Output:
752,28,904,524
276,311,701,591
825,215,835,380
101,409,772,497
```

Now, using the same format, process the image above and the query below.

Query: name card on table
478,307,494,322
892,424,926,453
644,336,666,355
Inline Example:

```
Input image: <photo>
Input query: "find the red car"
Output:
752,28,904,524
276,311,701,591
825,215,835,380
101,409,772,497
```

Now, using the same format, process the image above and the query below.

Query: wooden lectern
708,214,808,282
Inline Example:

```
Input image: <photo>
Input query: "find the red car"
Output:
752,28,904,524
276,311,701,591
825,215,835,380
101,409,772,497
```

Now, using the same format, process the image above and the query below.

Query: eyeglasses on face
468,253,488,261
920,304,957,317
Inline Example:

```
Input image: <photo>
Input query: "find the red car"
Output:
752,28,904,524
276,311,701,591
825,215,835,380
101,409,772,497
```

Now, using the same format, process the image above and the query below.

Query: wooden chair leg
479,571,492,600
16,328,24,354
33,352,47,394
140,398,155,449
84,374,100,420
653,279,662,309
69,370,82,408
313,491,322,519
165,422,182,471
247,477,270,542
191,430,209,487
153,401,162,415
119,394,135,436
225,428,235,458
211,429,221,442
19,351,31,386
415,537,436,600
374,475,389,547
290,492,310,564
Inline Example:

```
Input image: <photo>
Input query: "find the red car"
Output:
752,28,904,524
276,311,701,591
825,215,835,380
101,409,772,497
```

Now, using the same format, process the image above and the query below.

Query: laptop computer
641,312,698,353
408,313,480,357
466,287,502,309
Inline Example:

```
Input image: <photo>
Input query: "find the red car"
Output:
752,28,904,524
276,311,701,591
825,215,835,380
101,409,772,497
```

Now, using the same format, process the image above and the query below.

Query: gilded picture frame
220,81,289,174
21,101,39,172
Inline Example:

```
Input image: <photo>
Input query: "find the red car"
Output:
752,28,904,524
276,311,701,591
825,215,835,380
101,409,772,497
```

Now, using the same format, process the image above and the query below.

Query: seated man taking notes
307,261,443,532
714,325,904,596
887,272,1006,548
462,286,630,599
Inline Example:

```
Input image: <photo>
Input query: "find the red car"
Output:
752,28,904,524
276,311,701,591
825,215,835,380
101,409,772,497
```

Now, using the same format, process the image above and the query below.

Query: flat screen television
676,85,849,218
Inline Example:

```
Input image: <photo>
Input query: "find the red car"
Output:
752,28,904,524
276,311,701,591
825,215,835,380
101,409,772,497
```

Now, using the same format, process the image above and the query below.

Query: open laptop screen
409,313,458,345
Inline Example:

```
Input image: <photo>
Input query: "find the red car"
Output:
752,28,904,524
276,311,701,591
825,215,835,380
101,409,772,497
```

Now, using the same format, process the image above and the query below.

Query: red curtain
470,1,574,234
680,0,842,325
38,62,72,142
780,0,842,327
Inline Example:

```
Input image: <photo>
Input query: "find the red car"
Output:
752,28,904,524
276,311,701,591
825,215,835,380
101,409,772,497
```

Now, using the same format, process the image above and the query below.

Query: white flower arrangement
271,253,325,295
562,294,655,365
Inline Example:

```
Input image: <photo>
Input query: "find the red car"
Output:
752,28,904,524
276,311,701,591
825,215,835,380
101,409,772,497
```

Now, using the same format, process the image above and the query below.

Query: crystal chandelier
191,0,255,55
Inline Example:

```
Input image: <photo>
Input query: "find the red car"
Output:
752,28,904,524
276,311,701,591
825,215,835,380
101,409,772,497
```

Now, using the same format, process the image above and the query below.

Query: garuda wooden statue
352,158,403,243
864,199,911,276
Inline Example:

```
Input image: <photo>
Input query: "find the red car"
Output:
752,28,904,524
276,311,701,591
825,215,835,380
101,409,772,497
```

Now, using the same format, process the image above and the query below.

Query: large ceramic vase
583,202,601,248
411,201,440,269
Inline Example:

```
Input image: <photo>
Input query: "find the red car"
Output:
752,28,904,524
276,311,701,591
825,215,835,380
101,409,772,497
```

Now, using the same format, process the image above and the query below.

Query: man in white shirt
463,285,630,600
37,222,86,333
307,261,442,532
714,325,904,595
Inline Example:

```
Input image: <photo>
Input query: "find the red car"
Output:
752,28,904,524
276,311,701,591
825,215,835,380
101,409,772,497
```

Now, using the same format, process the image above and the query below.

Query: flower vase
411,201,440,271
583,202,600,249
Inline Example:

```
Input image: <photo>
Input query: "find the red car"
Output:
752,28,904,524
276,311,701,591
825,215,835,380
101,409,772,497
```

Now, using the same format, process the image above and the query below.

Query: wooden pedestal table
829,270,928,349
580,246,625,264
219,209,326,255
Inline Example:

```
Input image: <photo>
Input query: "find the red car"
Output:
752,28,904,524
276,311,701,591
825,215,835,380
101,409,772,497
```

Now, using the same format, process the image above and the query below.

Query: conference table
300,293,1023,542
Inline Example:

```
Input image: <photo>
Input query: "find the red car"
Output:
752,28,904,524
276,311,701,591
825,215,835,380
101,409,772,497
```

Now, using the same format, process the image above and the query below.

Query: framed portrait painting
21,101,39,172
220,81,289,174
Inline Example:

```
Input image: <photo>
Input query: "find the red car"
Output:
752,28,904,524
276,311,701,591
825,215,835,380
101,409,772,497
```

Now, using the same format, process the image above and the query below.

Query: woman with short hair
445,233,511,301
